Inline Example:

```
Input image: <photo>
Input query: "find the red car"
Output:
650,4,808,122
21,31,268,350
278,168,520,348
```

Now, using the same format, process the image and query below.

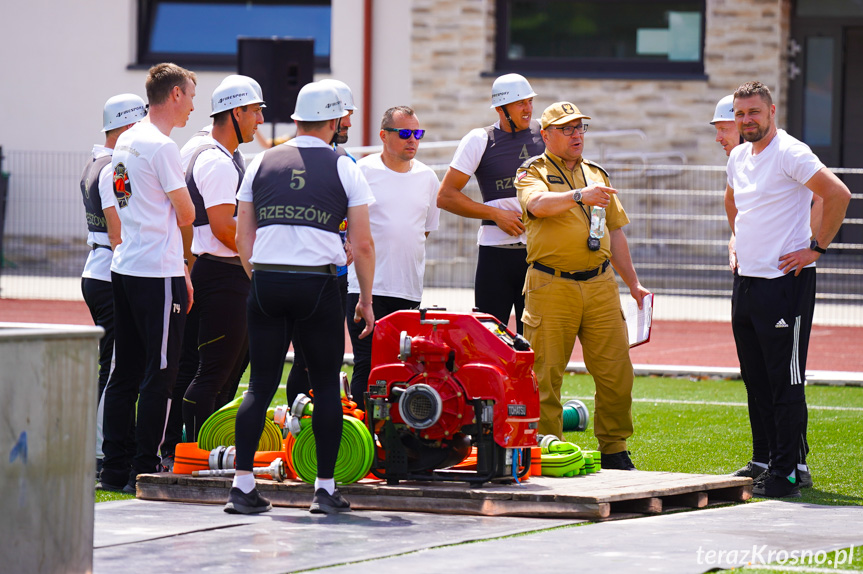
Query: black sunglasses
383,127,425,140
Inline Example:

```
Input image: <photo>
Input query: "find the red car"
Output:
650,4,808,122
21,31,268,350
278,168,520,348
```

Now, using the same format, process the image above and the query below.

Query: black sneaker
600,450,636,470
309,488,352,514
96,478,135,495
224,487,272,514
798,468,813,489
752,473,801,498
731,461,769,480
96,458,103,481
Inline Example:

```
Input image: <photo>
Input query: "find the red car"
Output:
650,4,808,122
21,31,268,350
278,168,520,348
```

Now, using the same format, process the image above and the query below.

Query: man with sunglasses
346,106,441,407
515,102,649,471
437,74,544,335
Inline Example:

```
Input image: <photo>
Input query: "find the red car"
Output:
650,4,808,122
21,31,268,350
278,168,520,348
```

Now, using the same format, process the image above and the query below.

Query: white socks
315,478,335,495
233,473,255,494
753,461,768,470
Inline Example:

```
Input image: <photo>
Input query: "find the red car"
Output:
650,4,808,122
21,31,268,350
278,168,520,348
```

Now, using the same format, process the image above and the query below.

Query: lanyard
544,153,592,223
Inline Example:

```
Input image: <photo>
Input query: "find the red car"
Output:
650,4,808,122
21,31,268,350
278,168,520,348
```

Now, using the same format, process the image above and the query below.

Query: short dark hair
734,81,773,106
146,63,197,106
212,105,249,126
381,106,415,129
296,119,332,131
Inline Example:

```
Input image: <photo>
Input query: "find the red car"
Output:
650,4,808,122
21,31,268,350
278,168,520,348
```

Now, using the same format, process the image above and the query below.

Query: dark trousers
163,302,199,457
732,268,815,477
182,257,251,442
475,245,529,334
285,273,348,408
234,271,343,478
81,277,115,402
346,293,420,409
101,273,187,486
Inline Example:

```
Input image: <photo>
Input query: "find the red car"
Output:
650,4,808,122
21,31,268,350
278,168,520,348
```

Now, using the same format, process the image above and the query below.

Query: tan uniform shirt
516,150,628,272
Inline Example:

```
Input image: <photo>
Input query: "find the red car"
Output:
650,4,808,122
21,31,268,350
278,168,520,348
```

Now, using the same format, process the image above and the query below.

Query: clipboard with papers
624,293,653,348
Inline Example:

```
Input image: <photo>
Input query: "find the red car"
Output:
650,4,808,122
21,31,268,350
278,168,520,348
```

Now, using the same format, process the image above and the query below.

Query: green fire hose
291,415,374,485
197,396,283,452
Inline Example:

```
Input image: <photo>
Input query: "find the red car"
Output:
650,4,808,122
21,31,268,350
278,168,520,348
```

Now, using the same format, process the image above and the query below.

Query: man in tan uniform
515,102,649,470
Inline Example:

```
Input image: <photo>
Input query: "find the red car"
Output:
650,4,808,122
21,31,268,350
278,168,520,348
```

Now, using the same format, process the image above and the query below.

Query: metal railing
1,150,860,325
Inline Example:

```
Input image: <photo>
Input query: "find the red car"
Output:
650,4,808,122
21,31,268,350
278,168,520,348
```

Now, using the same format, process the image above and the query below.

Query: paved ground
94,498,863,573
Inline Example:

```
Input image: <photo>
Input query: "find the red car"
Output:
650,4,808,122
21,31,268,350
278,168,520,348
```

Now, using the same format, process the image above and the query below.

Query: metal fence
1,149,861,325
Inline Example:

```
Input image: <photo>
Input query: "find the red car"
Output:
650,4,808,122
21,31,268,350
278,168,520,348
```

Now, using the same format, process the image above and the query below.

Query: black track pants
474,245,529,334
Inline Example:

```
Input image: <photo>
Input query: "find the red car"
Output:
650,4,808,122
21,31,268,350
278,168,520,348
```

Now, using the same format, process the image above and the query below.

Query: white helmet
490,73,538,109
290,82,348,122
210,76,266,117
223,74,264,101
710,94,735,124
318,78,358,111
102,93,147,132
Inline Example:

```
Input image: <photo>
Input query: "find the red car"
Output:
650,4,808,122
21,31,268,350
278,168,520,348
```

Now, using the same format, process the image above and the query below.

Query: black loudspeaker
237,37,315,124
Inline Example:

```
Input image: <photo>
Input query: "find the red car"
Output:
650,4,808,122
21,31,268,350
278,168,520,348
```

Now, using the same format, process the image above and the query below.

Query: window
137,0,331,69
495,0,705,78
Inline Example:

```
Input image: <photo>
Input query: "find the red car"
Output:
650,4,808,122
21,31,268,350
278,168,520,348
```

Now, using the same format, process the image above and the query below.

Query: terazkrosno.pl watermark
696,545,856,568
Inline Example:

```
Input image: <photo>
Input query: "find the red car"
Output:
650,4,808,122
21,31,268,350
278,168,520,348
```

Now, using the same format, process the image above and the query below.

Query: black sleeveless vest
252,145,347,234
192,129,245,169
474,119,544,204
80,155,113,232
185,144,244,227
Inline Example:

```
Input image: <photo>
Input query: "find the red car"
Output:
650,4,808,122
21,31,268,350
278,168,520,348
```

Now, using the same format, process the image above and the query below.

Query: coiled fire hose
282,394,375,485
197,395,283,452
562,399,590,432
539,435,601,477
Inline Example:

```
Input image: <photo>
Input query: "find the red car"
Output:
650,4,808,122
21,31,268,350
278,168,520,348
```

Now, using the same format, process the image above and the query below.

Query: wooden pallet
136,470,751,521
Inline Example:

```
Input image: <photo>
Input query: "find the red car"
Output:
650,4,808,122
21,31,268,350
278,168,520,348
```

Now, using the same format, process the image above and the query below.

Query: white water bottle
590,206,605,239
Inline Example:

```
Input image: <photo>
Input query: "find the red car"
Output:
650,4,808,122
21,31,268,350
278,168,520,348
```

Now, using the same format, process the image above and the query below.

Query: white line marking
563,396,863,412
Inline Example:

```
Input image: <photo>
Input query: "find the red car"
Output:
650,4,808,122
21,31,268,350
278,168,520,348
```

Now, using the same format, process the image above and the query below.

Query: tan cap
540,102,591,129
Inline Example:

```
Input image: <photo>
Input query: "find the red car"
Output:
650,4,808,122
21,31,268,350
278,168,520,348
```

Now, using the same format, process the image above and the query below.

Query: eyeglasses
383,127,425,140
551,124,589,136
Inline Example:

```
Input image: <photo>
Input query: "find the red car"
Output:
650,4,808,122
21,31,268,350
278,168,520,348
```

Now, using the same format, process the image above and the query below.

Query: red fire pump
364,308,540,485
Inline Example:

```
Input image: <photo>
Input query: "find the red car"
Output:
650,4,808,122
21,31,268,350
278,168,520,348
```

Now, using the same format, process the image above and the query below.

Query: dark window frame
494,0,707,79
136,0,331,70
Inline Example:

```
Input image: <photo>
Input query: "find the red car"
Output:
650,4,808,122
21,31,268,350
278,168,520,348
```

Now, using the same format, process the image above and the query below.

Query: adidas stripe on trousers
100,273,187,487
731,267,815,477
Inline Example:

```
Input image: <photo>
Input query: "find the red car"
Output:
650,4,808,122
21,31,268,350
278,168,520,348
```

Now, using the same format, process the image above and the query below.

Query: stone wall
411,0,792,168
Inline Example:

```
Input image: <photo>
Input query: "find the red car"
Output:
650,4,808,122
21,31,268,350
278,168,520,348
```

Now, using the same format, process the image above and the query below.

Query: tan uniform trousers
522,264,634,453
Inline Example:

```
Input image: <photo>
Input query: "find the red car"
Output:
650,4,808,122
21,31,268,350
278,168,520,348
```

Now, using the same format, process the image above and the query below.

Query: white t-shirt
180,125,213,169
450,120,526,246
236,135,374,267
188,137,240,258
111,122,187,278
727,129,824,279
348,154,441,301
82,144,115,282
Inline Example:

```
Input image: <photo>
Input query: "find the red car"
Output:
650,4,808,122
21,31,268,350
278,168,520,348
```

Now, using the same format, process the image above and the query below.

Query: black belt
198,253,243,267
252,263,337,275
91,243,112,251
487,242,526,250
532,259,609,281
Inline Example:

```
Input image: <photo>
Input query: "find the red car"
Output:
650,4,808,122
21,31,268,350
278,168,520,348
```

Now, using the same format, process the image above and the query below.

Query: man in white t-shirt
347,106,441,407
725,81,850,498
179,76,264,443
229,82,376,515
98,63,197,493
437,74,544,334
80,93,147,480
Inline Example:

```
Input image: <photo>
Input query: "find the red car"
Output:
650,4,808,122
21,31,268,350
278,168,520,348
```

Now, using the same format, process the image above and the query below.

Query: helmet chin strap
330,117,343,146
230,109,245,146
500,104,518,137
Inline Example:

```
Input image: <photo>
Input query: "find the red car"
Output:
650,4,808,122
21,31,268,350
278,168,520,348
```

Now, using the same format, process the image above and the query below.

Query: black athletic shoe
309,488,352,514
600,450,636,470
798,468,813,489
224,487,272,514
96,479,136,495
96,458,103,481
731,461,769,480
753,473,802,498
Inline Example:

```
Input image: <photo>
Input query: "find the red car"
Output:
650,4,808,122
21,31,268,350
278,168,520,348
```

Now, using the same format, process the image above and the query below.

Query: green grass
98,367,863,507
560,373,863,506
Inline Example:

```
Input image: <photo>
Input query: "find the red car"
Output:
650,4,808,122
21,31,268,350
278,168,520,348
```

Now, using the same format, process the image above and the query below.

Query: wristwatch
572,189,583,203
809,239,827,254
